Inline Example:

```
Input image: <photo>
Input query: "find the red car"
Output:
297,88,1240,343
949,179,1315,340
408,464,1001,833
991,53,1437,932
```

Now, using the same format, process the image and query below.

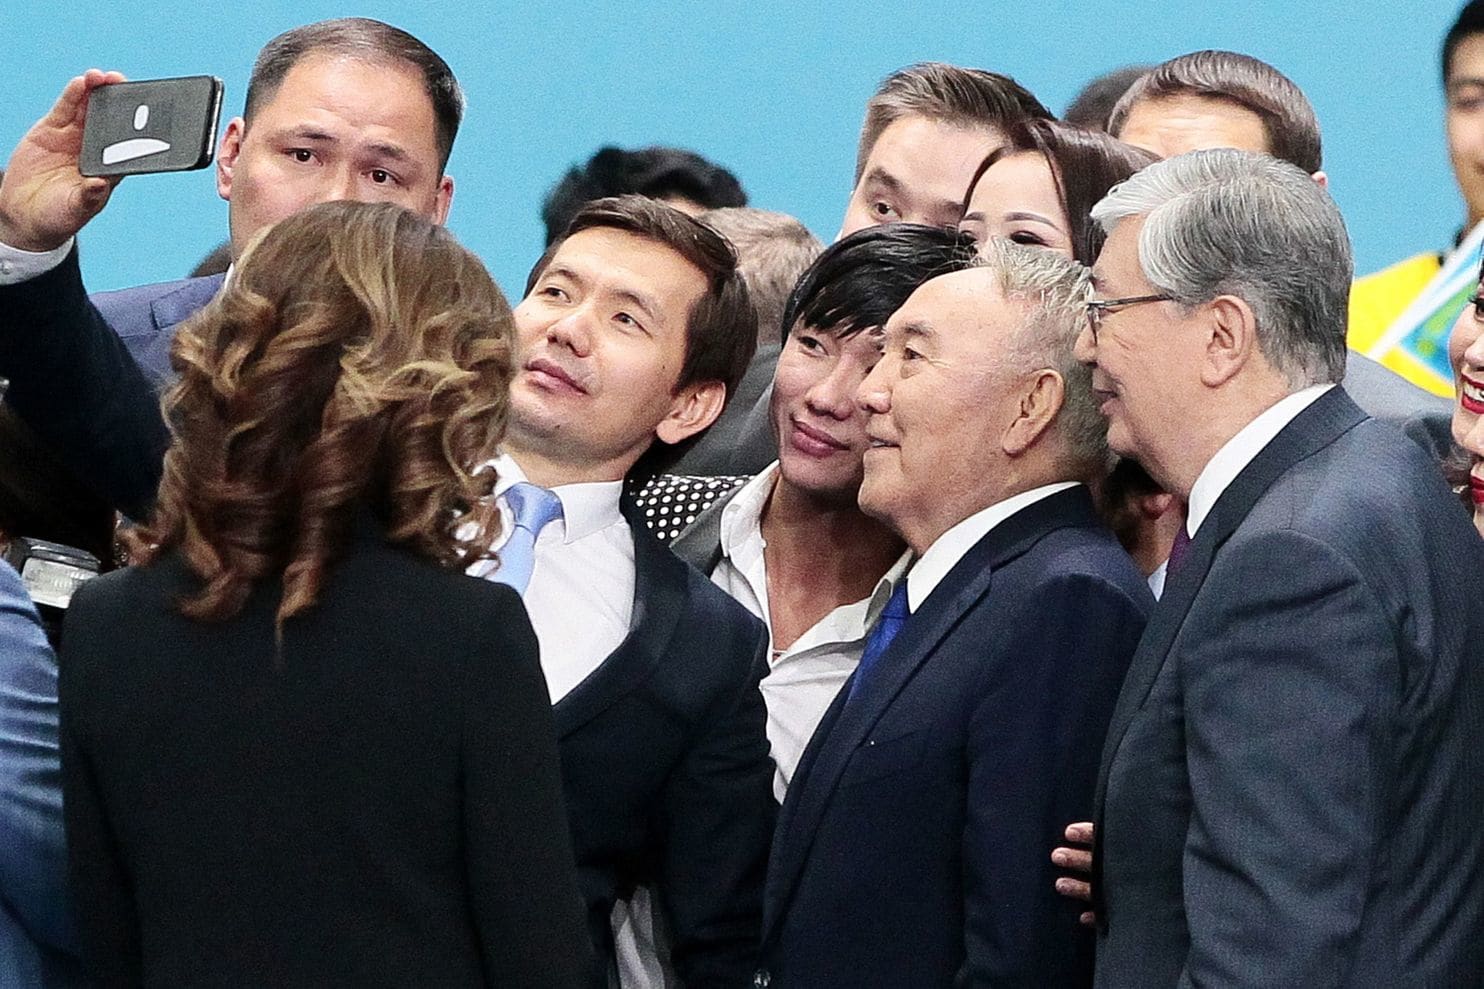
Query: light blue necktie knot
493,482,563,595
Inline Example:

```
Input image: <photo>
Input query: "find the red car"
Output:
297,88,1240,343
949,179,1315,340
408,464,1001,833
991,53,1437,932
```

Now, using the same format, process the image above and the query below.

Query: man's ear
655,380,727,445
1312,170,1329,190
216,117,246,203
433,174,454,224
1002,369,1063,456
1199,294,1259,387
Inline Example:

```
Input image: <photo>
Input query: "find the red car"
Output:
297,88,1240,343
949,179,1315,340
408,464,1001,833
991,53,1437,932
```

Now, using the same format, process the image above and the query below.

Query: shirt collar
1185,383,1333,538
906,481,1080,613
865,550,914,624
774,549,914,660
718,463,779,561
486,452,624,543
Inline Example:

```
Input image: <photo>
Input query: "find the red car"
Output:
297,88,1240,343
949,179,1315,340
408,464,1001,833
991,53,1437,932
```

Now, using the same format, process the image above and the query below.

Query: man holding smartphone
0,20,780,987
0,17,458,401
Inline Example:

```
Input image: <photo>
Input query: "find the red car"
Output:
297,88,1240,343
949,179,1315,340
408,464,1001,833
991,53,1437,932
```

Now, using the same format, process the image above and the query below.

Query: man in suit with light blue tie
756,238,1151,988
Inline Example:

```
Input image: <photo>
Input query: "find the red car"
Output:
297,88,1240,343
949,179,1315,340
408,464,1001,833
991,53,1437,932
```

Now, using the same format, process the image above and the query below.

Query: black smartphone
79,75,224,177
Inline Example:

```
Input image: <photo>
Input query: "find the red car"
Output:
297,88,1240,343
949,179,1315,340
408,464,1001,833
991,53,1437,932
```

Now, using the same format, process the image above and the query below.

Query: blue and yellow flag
1366,222,1484,396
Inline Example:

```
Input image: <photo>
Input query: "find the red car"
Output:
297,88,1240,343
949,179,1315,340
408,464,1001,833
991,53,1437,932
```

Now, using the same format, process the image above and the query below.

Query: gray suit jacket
1092,387,1484,987
668,482,745,573
1343,349,1452,460
670,345,779,476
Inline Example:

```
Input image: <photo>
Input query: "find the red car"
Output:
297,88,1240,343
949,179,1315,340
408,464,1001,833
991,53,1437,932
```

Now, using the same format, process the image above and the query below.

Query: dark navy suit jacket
759,486,1151,988
0,250,776,985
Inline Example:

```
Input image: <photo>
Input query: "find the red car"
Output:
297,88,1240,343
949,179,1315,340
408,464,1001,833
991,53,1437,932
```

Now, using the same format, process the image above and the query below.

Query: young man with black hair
670,222,975,800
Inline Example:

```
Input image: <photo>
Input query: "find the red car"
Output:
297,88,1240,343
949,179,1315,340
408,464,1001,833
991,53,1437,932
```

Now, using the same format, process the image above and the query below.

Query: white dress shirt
709,464,911,801
1185,384,1334,539
1147,558,1169,600
907,482,1080,612
0,238,74,284
466,454,634,703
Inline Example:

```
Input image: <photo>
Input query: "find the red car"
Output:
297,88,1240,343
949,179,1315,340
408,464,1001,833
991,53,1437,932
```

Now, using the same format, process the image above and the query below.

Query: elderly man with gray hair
1079,149,1484,987
757,238,1150,988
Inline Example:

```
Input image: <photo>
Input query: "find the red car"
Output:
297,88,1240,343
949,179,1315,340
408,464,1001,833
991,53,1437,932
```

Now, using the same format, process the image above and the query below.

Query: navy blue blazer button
753,969,771,987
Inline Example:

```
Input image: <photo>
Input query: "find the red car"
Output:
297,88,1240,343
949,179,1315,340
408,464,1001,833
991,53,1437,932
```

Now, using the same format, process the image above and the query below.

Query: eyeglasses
1085,293,1174,341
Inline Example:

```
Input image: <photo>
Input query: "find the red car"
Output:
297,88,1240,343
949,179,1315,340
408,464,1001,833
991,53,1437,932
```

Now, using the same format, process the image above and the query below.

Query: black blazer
59,523,596,987
1093,388,1484,987
759,487,1151,988
6,253,778,984
557,503,774,985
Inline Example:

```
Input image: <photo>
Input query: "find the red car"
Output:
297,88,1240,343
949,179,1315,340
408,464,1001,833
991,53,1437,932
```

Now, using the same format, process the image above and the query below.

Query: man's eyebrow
902,320,935,342
931,197,966,219
612,288,661,326
272,126,337,144
539,264,586,287
861,167,904,194
363,142,412,163
1449,76,1484,92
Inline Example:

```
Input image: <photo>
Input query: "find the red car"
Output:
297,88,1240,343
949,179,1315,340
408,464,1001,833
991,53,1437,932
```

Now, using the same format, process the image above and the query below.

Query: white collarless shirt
710,464,912,802
907,482,1081,612
1185,384,1334,539
466,454,634,703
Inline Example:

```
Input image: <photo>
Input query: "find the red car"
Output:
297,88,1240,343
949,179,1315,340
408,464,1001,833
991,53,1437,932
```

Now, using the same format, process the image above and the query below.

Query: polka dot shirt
635,474,749,542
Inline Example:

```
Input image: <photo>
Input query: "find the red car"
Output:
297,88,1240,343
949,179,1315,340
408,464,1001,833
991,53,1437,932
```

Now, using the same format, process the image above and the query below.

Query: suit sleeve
961,571,1147,987
0,248,169,519
58,584,142,983
655,613,775,986
0,562,78,957
461,592,599,988
1176,528,1392,985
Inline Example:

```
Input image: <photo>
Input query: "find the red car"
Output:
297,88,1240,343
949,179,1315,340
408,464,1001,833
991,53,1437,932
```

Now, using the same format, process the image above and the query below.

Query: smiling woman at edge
1449,255,1484,534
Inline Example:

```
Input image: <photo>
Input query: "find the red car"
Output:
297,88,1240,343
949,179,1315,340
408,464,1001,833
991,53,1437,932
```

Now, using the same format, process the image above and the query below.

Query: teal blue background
0,1,1461,298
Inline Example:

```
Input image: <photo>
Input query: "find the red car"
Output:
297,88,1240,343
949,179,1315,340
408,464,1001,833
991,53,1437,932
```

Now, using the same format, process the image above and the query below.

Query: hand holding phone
0,69,127,253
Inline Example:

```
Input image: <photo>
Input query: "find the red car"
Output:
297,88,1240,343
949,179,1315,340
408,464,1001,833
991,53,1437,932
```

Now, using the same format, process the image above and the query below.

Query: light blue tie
493,482,563,595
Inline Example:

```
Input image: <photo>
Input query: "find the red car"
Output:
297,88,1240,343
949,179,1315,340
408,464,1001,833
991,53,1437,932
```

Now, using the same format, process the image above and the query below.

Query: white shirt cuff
0,237,74,285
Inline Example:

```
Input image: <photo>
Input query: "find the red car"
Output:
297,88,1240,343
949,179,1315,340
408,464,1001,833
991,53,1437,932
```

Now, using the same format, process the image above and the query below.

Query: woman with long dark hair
59,201,594,987
960,117,1157,265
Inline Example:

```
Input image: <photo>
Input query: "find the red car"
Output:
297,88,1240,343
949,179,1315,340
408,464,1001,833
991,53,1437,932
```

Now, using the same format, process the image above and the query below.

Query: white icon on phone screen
101,103,171,165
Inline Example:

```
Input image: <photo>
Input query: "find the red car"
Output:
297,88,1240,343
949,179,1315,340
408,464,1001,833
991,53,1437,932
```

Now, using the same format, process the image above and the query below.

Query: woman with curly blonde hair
58,201,596,987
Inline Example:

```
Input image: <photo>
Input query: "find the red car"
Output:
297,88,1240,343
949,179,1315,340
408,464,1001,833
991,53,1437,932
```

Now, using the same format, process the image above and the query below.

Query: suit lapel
668,483,741,574
765,487,1100,937
150,273,226,333
552,500,686,738
1093,387,1368,812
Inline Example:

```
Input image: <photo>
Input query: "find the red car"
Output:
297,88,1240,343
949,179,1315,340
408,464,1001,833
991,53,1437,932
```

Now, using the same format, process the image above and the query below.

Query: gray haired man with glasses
1077,148,1484,987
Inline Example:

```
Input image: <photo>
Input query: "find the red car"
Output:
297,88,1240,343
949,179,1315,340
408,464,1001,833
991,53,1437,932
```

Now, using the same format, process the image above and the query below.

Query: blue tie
848,581,910,701
492,482,563,595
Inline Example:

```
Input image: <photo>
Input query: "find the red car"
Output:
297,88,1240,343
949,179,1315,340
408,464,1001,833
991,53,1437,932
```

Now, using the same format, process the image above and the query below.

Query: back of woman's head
973,118,1158,265
130,201,514,629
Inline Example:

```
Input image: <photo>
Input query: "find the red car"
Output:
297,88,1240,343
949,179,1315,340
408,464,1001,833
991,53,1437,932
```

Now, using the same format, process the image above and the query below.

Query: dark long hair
965,118,1157,265
125,202,514,631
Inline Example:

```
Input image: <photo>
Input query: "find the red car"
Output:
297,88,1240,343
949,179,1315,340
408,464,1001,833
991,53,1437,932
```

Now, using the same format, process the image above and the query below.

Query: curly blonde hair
125,201,513,630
